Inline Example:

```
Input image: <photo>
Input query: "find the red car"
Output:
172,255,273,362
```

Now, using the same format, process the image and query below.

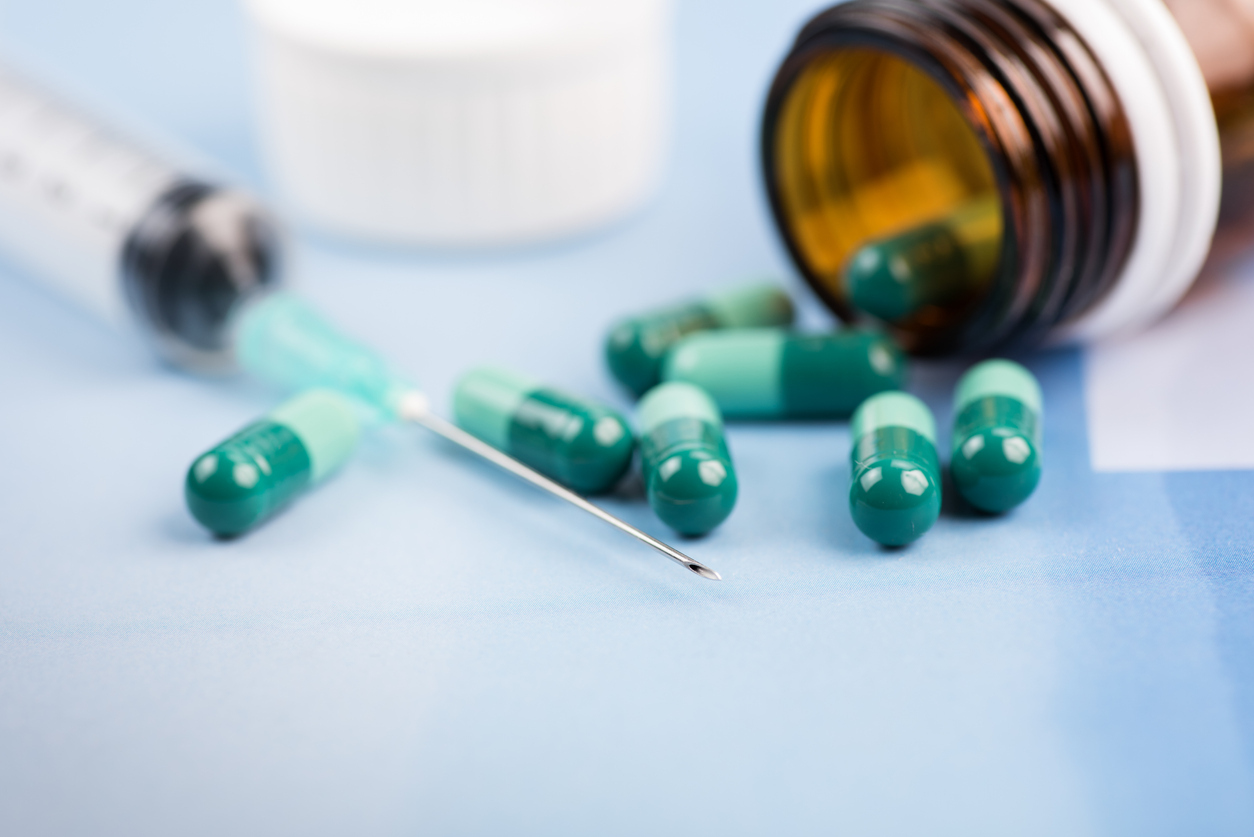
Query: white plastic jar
244,0,673,246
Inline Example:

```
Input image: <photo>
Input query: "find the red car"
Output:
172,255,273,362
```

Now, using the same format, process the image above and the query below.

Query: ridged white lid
244,0,672,245
1046,0,1220,342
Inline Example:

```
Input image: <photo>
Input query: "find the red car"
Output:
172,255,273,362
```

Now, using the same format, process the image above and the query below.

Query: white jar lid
244,0,672,246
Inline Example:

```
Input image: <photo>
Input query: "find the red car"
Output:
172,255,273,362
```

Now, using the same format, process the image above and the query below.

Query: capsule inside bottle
637,382,738,536
185,389,361,536
843,197,1002,323
453,367,635,494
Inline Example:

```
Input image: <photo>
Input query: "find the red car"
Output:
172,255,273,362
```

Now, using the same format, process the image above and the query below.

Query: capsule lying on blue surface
605,283,794,396
951,359,1043,513
638,382,738,536
848,391,941,546
662,328,905,418
185,389,361,536
453,367,635,494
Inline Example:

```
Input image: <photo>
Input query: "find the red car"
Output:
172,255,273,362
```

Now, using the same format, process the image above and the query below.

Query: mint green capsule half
453,367,635,494
185,389,361,536
638,382,738,536
951,359,1043,513
849,391,941,546
604,282,794,397
843,198,1002,322
662,328,905,418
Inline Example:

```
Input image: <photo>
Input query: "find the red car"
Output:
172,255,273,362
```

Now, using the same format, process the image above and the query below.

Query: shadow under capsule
941,466,987,519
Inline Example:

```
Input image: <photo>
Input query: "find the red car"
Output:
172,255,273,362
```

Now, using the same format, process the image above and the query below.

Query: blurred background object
244,0,673,246
0,62,282,373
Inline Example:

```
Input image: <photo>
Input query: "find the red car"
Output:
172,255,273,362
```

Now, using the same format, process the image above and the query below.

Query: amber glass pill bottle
761,0,1254,354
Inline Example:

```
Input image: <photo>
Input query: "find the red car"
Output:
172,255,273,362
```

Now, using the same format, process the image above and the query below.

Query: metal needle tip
689,563,722,581
398,392,721,581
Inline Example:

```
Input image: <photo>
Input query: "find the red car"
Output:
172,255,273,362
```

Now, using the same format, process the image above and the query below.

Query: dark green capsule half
951,359,1043,513
638,382,738,536
453,367,635,494
849,392,941,546
662,327,905,417
604,282,794,396
843,198,1001,322
185,389,361,536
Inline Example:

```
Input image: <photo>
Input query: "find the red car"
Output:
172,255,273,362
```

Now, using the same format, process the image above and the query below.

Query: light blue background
1,1,1253,834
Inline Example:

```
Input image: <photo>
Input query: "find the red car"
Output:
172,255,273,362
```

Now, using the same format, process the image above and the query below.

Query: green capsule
605,283,795,396
849,391,941,546
185,389,361,536
951,359,1042,513
638,382,738,536
662,327,905,418
453,367,635,494
843,197,1002,322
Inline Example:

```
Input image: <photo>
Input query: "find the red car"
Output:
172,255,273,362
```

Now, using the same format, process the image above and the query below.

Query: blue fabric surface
1,1,1253,835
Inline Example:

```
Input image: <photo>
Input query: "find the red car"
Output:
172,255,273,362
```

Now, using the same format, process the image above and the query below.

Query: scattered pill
663,327,904,418
638,382,738,536
605,282,794,396
185,389,360,536
453,366,635,494
950,359,1042,513
849,391,941,546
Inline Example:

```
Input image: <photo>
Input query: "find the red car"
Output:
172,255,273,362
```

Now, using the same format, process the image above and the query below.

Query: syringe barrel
0,63,282,372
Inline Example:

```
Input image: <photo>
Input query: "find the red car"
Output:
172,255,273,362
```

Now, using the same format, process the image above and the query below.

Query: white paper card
1085,266,1254,473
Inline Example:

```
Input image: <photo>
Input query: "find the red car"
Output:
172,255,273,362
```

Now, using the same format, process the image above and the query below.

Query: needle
397,393,721,581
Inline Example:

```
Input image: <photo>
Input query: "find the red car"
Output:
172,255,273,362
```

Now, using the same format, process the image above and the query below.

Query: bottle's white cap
243,0,672,246
1047,0,1220,343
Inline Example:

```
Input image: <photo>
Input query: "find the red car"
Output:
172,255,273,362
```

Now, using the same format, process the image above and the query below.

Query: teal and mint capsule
185,389,361,536
843,198,1002,322
951,359,1043,513
638,382,738,536
849,391,941,546
453,367,635,494
661,328,905,418
605,282,794,397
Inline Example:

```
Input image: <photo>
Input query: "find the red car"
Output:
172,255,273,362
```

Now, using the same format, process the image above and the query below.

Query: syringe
0,61,720,581
0,63,279,371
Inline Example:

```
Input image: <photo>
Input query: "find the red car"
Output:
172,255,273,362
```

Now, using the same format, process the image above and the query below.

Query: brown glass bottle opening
761,0,1139,355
